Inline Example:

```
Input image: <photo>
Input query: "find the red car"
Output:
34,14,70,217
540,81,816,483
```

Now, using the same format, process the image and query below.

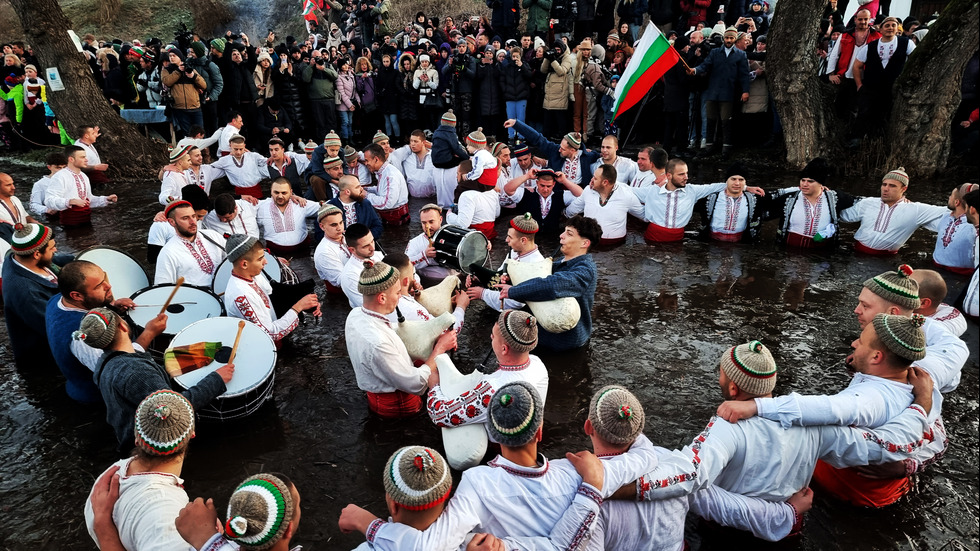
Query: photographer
541,40,573,138
442,38,477,135
161,49,207,137
302,49,340,141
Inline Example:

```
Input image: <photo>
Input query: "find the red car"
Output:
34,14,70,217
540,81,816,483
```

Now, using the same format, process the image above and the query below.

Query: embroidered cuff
366,518,387,543
576,482,603,506
199,533,227,551
787,502,804,537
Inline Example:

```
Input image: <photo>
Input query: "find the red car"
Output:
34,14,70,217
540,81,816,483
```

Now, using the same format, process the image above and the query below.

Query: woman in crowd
375,54,401,139
355,56,379,143
335,57,360,142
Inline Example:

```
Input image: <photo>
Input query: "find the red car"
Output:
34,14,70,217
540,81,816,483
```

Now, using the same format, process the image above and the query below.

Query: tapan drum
129,284,225,353
171,317,277,421
431,225,489,275
77,246,150,301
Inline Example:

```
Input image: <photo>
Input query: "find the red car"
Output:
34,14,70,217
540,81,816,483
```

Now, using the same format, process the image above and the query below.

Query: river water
0,158,976,550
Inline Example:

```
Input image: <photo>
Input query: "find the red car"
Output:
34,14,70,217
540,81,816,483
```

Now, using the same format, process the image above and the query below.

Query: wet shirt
45,168,111,211
345,306,429,394
840,197,946,251
932,212,977,270
634,182,726,228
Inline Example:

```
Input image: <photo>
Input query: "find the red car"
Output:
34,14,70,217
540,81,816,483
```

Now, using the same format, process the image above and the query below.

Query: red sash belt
366,390,422,418
644,223,685,243
235,184,264,199
323,280,344,294
854,241,898,255
86,170,110,187
932,260,974,275
786,232,825,249
599,236,626,246
470,221,497,240
265,236,310,256
710,231,743,243
812,459,910,508
60,205,92,226
378,204,410,226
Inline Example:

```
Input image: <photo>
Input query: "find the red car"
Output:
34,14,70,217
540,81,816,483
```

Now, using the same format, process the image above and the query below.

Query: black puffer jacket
397,70,419,122
376,65,401,116
272,66,307,135
222,60,258,104
476,62,503,116
499,59,532,101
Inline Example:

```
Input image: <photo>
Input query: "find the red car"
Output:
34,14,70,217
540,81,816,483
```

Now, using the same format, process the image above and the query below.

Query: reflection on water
0,162,976,550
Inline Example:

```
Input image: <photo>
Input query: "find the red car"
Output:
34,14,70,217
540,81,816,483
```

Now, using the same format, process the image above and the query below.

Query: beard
176,225,197,239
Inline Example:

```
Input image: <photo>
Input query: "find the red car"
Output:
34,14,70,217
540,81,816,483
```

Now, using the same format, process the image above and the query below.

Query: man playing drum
405,204,454,287
345,259,457,418
154,200,227,287
223,234,320,346
77,307,232,450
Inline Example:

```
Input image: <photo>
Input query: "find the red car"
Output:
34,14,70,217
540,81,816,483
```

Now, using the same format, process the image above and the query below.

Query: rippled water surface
1,160,977,550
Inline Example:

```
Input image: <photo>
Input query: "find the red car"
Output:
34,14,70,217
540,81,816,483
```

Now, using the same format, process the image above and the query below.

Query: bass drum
171,317,277,422
128,284,225,354
211,254,283,296
77,246,150,301
431,225,489,275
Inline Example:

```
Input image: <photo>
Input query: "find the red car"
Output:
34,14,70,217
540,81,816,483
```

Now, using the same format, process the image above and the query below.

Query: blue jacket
431,124,469,169
693,46,751,103
328,196,384,240
2,253,59,365
46,295,101,403
512,120,601,186
507,254,597,351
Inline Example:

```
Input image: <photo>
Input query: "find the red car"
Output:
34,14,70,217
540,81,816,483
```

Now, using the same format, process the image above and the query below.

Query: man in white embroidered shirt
154,201,227,287
255,178,320,256
362,143,410,226
313,204,350,293
563,163,645,245
344,259,456,418
45,145,118,226
340,223,385,308
931,183,978,275
222,234,319,346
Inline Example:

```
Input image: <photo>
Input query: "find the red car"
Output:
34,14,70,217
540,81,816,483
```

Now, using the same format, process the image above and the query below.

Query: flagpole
671,43,692,70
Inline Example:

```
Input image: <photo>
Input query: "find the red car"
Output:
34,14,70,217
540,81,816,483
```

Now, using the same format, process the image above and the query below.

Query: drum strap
198,230,224,251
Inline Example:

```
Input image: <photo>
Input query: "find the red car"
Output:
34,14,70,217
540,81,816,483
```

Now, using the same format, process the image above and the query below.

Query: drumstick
133,302,197,307
159,277,185,315
228,320,246,364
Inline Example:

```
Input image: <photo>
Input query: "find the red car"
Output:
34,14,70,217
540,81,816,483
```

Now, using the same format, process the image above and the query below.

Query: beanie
509,212,539,235
882,166,909,187
871,313,927,362
863,264,921,310
719,340,777,396
441,110,457,126
190,41,207,58
563,132,582,150
466,128,487,147
210,38,226,53
303,140,318,154
324,130,342,148
317,203,341,222
799,157,829,184
169,144,194,163
323,156,343,169
358,260,399,295
225,474,295,550
225,234,260,263
491,142,508,156
11,223,53,256
497,310,538,353
343,145,359,161
373,130,390,144
134,389,195,456
588,385,645,445
73,307,120,350
511,142,529,157
488,381,543,447
725,161,750,181
383,446,453,510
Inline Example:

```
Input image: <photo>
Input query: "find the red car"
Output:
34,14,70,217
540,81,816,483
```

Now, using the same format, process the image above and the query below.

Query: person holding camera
161,49,208,137
302,50,340,141
413,54,441,131
541,40,573,139
443,39,477,136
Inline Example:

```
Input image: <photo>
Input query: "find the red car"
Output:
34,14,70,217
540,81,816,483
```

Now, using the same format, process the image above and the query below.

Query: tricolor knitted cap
169,144,193,163
11,223,53,256
863,265,921,310
372,130,390,144
511,142,530,157
343,145,359,161
358,260,399,295
563,132,582,150
225,474,295,550
303,140,318,153
324,130,342,148
488,381,543,447
164,199,193,217
498,309,537,353
510,212,539,234
719,340,777,396
588,385,645,445
724,26,738,36
441,109,457,126
73,307,119,350
134,389,195,456
225,233,260,263
317,203,341,222
466,128,487,147
491,142,508,156
872,313,927,362
323,156,343,169
383,446,453,510
882,166,909,187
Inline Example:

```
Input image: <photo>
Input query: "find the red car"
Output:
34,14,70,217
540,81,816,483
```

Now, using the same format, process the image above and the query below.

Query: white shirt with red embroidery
153,229,227,286
591,155,638,185
183,164,218,196
74,140,102,165
202,200,261,238
481,247,545,311
932,212,976,270
565,183,645,240
427,354,548,435
840,197,946,251
393,145,436,198
927,302,967,337
447,189,500,228
367,162,409,210
44,168,111,212
314,236,351,287
708,193,750,236
345,306,430,394
628,169,657,189
159,170,193,206
787,191,833,237
255,198,320,247
633,182,726,228
0,195,30,225
210,152,269,189
223,272,299,342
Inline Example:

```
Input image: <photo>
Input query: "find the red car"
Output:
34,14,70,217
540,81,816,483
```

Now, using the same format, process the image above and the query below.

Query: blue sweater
46,295,101,403
507,254,597,351
2,254,59,365
328,196,384,240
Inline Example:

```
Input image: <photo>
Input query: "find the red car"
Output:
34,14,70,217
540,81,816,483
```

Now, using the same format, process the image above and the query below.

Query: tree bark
98,0,120,27
767,0,842,169
7,0,167,178
885,0,980,177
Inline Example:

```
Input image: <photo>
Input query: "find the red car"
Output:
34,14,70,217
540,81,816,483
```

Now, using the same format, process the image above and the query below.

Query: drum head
77,246,150,301
456,231,489,274
171,317,276,397
212,255,282,296
129,285,225,335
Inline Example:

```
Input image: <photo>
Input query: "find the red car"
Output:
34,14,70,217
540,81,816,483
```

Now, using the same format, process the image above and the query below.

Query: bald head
0,172,14,197
910,269,947,315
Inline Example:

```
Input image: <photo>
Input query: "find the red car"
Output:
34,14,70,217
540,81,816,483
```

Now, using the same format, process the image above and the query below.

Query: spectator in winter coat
303,52,340,141
488,0,521,41
161,50,207,137
253,51,276,107
542,40,574,138
501,47,533,139
475,48,505,137
376,54,401,138
523,0,554,39
186,42,223,134
414,54,441,131
336,58,360,141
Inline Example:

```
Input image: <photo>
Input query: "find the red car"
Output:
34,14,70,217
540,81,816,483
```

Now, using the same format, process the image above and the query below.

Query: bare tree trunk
885,0,980,177
767,0,843,169
98,0,120,27
7,0,167,177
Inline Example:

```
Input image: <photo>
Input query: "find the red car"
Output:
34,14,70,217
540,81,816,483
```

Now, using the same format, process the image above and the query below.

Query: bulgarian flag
612,22,681,121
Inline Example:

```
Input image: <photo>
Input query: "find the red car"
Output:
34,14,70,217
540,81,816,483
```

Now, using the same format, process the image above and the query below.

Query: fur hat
225,474,295,550
799,157,829,184
719,340,777,396
725,161,750,180
863,264,920,310
383,446,453,510
358,260,399,295
497,310,538,353
588,385,645,445
488,381,543,447
134,389,195,456
872,313,927,362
